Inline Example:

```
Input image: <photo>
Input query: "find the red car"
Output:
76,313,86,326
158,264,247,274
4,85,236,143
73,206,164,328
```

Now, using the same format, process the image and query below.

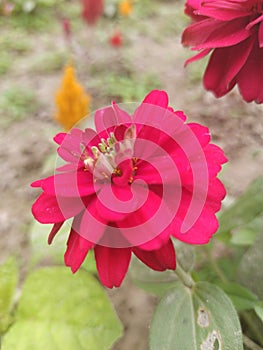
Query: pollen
113,168,122,176
128,176,134,184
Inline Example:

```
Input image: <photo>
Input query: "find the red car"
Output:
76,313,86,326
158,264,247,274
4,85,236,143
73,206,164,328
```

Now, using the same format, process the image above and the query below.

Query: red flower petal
197,1,251,21
41,171,96,197
142,90,169,108
259,21,263,48
94,246,132,288
183,17,249,50
112,101,132,124
236,39,263,103
54,133,67,145
32,193,83,223
203,37,254,97
172,191,219,244
133,238,176,271
48,222,64,244
64,228,94,273
185,48,212,66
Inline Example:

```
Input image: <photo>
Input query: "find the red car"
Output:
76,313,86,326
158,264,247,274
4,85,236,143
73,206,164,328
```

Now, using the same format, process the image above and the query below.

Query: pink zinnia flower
31,90,227,288
182,0,263,103
81,0,104,26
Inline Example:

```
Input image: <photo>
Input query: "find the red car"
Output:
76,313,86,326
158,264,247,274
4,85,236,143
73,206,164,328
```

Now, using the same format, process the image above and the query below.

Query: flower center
82,125,137,185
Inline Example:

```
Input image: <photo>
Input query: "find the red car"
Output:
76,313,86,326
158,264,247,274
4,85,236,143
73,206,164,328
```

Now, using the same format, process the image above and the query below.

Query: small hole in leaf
214,339,220,350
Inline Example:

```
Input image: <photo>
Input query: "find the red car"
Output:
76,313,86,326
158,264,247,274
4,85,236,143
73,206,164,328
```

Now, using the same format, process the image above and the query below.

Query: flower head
118,0,133,17
109,30,124,47
1,1,14,16
55,63,91,131
32,90,227,288
182,0,263,103
62,18,71,40
81,0,104,26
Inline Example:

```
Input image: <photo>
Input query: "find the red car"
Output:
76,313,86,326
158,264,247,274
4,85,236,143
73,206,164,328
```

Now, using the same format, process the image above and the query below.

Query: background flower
55,63,91,131
32,90,227,288
182,0,263,103
109,30,124,47
118,0,133,17
81,0,104,26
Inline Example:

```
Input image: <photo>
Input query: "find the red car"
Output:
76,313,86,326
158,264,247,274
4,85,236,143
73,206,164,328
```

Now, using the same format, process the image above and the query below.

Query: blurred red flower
62,18,71,40
109,30,124,47
81,0,104,26
182,0,263,103
32,90,227,288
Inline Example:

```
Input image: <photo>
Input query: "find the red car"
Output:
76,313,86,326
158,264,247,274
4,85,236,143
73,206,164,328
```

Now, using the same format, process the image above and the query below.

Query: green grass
29,51,67,74
0,33,32,54
0,53,12,75
89,72,162,103
0,86,40,127
2,8,56,32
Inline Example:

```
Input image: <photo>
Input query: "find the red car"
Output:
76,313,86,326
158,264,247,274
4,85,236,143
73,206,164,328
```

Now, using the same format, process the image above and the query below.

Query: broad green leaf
238,232,263,299
42,152,57,174
0,258,18,333
2,267,122,350
150,281,243,350
29,220,97,273
217,282,258,311
230,228,258,246
217,177,263,240
254,305,263,323
29,220,68,266
130,241,195,297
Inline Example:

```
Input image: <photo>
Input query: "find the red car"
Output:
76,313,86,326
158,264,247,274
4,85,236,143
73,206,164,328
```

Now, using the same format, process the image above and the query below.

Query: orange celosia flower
55,64,91,131
118,0,133,17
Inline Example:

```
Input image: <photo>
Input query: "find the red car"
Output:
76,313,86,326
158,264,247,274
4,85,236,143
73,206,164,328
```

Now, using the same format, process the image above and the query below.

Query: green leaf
0,258,18,334
150,281,243,350
230,228,258,246
29,220,69,267
217,177,263,240
30,220,97,273
254,305,263,323
217,282,258,311
2,267,122,350
129,241,195,297
238,232,263,299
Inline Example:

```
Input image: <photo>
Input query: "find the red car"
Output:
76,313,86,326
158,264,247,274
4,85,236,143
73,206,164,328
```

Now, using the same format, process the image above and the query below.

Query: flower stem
174,261,195,289
242,312,263,347
243,334,263,350
204,246,228,283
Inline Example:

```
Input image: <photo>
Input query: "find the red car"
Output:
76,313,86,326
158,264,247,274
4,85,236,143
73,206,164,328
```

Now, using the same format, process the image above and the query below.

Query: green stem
174,262,195,289
242,312,263,347
243,334,263,350
204,245,227,283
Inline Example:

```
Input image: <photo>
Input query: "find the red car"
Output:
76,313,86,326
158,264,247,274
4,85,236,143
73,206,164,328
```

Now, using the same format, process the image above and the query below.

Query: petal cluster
32,90,227,288
182,0,263,103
